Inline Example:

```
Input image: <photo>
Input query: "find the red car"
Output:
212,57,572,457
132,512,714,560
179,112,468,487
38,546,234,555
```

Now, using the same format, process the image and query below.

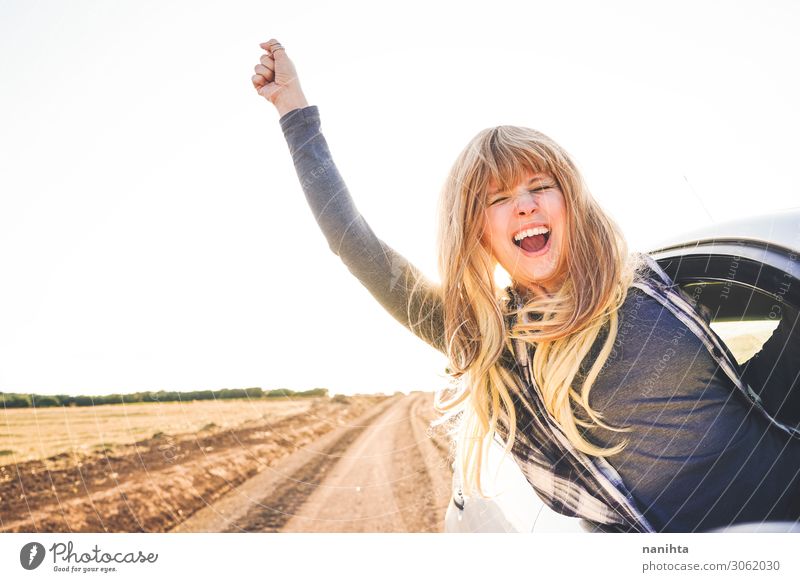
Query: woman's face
480,170,567,295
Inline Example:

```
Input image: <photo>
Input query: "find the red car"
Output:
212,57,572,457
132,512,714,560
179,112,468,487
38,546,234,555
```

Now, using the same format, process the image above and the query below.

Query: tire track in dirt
275,392,453,532
220,398,397,532
388,393,451,532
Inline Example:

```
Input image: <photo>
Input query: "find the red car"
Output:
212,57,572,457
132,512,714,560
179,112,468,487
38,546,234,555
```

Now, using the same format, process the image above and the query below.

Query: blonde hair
433,125,644,497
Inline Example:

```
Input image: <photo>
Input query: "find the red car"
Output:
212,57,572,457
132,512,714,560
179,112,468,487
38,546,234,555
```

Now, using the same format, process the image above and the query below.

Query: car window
710,319,780,364
677,276,791,365
655,241,799,369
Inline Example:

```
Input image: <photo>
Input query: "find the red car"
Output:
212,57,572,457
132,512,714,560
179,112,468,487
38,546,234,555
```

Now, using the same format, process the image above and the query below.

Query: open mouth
513,227,551,254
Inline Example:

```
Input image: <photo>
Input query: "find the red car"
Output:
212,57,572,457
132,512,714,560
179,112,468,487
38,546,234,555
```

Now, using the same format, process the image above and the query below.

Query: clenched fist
252,39,308,117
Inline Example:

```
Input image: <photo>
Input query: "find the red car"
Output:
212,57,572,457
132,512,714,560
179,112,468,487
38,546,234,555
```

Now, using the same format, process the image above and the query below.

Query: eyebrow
488,175,550,197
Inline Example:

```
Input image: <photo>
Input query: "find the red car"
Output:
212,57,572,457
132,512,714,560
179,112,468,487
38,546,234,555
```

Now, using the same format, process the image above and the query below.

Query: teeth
513,226,550,241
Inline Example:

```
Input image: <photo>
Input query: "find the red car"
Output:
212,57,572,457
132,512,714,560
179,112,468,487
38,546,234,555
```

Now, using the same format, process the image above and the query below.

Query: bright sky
1,0,798,396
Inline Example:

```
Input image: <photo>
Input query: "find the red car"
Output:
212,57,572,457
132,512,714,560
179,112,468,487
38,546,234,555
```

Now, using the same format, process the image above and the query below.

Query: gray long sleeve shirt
278,104,800,532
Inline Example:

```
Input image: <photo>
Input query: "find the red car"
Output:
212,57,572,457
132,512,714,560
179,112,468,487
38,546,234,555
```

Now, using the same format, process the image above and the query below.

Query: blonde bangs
460,127,568,210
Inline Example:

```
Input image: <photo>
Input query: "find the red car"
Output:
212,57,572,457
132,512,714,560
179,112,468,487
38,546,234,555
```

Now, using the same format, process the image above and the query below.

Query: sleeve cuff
279,105,320,134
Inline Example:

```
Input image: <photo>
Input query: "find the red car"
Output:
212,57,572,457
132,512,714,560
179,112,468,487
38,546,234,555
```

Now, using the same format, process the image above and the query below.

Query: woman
252,40,800,532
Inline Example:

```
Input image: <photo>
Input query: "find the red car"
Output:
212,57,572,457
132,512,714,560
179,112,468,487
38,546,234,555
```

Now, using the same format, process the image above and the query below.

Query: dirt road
173,392,454,532
1,393,454,533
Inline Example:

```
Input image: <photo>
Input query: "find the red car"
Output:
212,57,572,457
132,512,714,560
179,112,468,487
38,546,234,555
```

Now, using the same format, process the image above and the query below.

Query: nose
514,190,538,215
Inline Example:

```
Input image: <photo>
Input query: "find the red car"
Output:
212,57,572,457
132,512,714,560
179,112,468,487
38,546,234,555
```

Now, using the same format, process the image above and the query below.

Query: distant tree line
0,387,329,408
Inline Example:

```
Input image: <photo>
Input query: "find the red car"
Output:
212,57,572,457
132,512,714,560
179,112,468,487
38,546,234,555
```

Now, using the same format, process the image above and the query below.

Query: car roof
647,207,800,254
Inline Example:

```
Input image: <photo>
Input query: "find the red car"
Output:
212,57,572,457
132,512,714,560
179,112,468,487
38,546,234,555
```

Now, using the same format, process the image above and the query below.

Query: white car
445,209,800,533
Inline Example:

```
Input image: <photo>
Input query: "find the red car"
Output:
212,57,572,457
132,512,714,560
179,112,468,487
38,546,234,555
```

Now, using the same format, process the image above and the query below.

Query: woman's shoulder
628,252,670,287
608,253,667,321
625,252,714,325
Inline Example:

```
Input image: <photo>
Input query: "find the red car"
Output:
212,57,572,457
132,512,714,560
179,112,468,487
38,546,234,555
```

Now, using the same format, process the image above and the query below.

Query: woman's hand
252,39,309,117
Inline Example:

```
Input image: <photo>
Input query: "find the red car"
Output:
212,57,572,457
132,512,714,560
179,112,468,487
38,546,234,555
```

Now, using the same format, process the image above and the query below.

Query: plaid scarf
497,252,800,533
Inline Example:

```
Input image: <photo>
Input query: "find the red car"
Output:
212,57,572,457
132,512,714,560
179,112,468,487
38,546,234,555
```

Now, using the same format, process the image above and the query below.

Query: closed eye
488,183,556,206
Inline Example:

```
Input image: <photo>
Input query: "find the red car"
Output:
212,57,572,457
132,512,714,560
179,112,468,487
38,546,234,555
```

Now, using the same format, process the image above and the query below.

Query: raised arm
252,39,446,354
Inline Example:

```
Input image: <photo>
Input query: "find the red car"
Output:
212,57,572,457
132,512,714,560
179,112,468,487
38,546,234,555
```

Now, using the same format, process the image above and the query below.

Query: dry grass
0,397,317,466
